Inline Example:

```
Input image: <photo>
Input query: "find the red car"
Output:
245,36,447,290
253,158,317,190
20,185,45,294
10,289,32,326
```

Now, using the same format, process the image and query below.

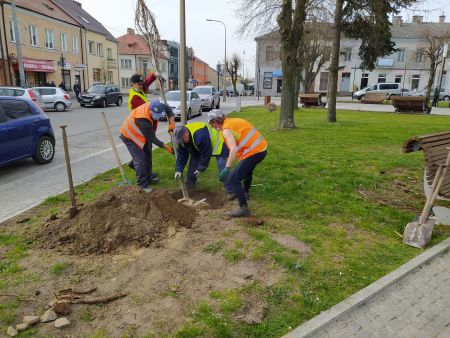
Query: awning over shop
12,57,56,73
272,70,282,77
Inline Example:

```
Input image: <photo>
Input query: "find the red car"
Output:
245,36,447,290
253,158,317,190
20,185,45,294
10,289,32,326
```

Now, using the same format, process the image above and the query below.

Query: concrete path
285,239,450,338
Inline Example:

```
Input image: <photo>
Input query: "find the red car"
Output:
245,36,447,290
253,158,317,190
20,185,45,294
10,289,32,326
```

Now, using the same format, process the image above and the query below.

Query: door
340,73,351,92
38,88,57,109
191,92,201,113
0,99,34,163
360,74,369,89
277,79,283,93
106,86,114,104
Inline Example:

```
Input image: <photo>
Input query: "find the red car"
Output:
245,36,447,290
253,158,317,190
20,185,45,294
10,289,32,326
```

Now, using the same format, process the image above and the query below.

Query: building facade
255,16,450,97
191,56,208,87
207,66,219,88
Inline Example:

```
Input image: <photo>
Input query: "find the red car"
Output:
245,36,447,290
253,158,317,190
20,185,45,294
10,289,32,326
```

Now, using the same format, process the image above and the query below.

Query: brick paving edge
283,237,450,338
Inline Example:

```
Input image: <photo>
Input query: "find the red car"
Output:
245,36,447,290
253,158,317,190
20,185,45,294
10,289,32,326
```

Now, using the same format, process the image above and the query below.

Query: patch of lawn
50,261,70,275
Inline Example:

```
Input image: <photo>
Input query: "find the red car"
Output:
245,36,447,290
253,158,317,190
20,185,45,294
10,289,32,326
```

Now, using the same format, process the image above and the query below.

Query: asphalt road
0,96,271,222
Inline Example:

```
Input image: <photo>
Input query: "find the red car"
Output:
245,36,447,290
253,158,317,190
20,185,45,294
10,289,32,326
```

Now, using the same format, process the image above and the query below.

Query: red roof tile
118,33,150,55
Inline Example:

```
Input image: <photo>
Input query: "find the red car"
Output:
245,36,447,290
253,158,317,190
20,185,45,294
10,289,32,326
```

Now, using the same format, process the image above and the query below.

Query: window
9,20,16,42
120,59,132,69
60,33,67,52
88,41,95,54
397,48,405,62
107,48,112,59
265,46,274,61
360,73,369,89
97,43,103,56
343,48,352,61
45,29,54,49
378,74,386,83
415,51,424,63
121,77,130,88
263,72,272,89
395,75,402,83
142,60,148,74
411,74,420,90
29,25,38,46
72,36,79,53
39,88,56,95
0,100,32,121
93,68,101,82
319,72,329,91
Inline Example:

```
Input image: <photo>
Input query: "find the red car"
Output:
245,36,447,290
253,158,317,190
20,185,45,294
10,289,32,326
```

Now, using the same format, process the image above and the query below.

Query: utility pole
179,0,187,125
242,49,245,81
11,0,25,86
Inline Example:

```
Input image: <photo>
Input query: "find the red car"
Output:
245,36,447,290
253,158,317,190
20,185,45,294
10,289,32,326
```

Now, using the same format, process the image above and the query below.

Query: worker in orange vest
208,110,267,217
120,101,174,193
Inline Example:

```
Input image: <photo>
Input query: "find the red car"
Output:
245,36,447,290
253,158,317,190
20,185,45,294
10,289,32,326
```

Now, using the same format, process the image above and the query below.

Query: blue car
0,97,55,166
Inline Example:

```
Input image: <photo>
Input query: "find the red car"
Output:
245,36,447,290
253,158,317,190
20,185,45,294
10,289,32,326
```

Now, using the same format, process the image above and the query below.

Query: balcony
107,58,117,69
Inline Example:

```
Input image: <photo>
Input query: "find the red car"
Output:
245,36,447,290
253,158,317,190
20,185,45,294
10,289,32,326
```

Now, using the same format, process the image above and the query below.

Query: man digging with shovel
120,101,175,193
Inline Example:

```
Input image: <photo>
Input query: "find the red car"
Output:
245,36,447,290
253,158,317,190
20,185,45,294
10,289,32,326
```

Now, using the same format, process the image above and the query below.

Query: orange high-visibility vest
222,118,267,161
120,102,157,149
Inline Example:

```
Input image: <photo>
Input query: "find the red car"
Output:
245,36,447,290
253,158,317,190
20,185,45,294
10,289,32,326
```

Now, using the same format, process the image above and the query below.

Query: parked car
163,91,202,121
353,83,402,100
80,84,122,108
400,88,412,96
33,87,72,112
431,86,450,101
0,86,45,110
0,97,55,166
193,86,220,111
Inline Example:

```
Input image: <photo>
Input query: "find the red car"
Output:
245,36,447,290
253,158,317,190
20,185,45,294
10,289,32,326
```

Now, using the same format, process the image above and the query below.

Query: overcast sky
77,0,450,80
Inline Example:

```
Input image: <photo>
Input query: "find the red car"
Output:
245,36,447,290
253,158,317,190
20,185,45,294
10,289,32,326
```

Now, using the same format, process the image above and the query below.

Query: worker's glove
174,172,182,180
193,170,201,178
168,119,176,132
219,167,230,182
164,145,174,155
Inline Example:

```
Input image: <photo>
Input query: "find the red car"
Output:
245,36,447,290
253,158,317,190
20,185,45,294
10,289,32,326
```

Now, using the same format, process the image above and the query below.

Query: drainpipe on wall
79,27,85,91
84,28,89,87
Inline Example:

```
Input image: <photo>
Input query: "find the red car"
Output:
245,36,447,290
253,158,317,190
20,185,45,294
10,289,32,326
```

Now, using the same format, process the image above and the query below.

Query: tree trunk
327,0,343,123
425,59,436,114
279,56,297,128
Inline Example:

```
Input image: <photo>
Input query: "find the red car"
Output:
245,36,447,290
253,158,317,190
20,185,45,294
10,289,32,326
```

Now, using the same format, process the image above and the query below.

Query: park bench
360,92,386,104
391,96,427,114
403,130,450,225
299,94,326,108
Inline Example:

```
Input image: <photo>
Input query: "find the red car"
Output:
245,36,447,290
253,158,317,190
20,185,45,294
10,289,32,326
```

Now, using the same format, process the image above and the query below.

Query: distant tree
226,54,242,96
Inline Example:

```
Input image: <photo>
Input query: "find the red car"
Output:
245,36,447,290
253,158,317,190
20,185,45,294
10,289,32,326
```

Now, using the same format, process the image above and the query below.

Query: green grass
50,261,70,275
2,106,450,337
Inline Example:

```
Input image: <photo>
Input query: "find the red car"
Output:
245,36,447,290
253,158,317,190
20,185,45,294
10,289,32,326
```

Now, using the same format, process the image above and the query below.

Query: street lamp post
206,19,226,102
179,0,187,125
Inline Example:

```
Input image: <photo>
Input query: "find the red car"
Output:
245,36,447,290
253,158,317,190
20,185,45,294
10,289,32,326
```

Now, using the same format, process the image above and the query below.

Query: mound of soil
39,186,197,255
172,189,225,209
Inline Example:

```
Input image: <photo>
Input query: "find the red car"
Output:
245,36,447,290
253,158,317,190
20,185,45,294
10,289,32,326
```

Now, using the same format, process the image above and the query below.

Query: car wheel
443,96,450,102
33,136,55,164
116,97,123,106
101,99,106,108
187,108,192,120
210,102,214,111
216,99,220,109
80,103,85,107
54,102,66,112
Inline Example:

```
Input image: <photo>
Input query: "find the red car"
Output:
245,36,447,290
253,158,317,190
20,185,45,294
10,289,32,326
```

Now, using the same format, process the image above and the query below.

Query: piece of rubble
15,322,29,332
6,326,18,337
54,317,71,328
53,301,71,315
40,309,58,323
23,316,40,325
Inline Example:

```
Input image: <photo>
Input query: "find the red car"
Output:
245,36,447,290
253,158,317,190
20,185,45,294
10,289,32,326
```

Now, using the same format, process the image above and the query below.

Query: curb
283,237,450,338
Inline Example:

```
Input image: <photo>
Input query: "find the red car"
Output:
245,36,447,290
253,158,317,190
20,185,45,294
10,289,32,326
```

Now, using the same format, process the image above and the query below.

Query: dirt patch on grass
36,186,197,255
172,189,226,209
234,291,268,324
271,234,312,256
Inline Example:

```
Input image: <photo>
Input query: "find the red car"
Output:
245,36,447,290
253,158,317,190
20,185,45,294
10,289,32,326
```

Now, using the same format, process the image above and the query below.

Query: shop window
263,72,272,89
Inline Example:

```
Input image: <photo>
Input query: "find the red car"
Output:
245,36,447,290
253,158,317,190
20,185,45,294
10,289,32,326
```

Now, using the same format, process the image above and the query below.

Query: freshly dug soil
172,189,226,209
38,186,197,255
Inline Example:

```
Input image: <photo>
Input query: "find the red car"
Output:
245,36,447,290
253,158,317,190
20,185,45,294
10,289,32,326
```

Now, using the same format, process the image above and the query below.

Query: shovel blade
403,220,436,248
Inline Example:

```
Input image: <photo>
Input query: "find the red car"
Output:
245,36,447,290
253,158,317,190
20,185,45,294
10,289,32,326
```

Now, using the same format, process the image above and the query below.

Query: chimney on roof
73,1,82,7
392,16,402,27
127,28,135,35
439,14,445,23
412,15,423,24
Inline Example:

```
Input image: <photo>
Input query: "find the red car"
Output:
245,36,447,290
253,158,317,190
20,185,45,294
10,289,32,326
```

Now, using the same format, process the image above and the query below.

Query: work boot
142,187,153,193
226,193,237,201
128,161,135,170
228,206,250,217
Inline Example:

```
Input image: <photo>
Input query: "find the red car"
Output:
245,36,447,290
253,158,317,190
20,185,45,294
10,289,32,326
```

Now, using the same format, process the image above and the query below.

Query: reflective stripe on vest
237,127,257,151
123,122,145,148
185,123,224,156
120,103,153,149
128,88,148,110
242,135,264,156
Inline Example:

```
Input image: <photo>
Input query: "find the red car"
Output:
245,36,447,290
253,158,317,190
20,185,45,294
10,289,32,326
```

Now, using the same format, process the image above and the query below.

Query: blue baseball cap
149,100,165,119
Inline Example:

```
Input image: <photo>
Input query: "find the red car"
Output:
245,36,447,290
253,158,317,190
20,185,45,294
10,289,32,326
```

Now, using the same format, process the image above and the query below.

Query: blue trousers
226,150,267,207
120,136,152,189
186,154,232,193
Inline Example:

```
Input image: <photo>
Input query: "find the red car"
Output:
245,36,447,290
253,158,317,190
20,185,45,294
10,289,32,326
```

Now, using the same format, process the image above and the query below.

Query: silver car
33,87,73,112
193,86,220,111
164,90,202,121
0,86,45,110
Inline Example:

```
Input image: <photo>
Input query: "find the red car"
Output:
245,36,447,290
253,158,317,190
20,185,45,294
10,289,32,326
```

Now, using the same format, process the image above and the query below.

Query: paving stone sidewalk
294,248,450,338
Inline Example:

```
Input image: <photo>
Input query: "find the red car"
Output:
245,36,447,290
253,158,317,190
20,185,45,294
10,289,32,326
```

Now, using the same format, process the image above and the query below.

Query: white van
353,83,402,100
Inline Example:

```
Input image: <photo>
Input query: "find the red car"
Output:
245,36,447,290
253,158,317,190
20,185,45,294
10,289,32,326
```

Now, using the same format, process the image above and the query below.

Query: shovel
403,147,450,248
102,112,132,186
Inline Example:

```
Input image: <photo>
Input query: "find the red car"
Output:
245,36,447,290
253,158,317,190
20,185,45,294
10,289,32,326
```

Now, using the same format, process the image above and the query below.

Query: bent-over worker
120,101,175,193
208,110,267,217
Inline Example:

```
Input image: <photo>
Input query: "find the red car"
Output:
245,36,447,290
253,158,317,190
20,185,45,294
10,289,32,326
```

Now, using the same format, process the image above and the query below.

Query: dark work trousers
226,150,267,207
120,136,152,188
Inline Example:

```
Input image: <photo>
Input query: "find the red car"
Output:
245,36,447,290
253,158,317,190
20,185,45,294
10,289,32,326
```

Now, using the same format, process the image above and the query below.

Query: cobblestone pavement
308,249,450,338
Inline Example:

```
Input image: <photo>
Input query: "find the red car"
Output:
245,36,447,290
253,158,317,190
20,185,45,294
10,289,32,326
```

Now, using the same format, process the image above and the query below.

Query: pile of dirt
38,186,197,255
172,189,225,209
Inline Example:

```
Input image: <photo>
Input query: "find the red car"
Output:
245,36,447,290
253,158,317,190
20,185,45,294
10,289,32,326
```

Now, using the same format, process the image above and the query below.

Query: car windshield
193,87,211,95
87,86,106,94
166,92,181,101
